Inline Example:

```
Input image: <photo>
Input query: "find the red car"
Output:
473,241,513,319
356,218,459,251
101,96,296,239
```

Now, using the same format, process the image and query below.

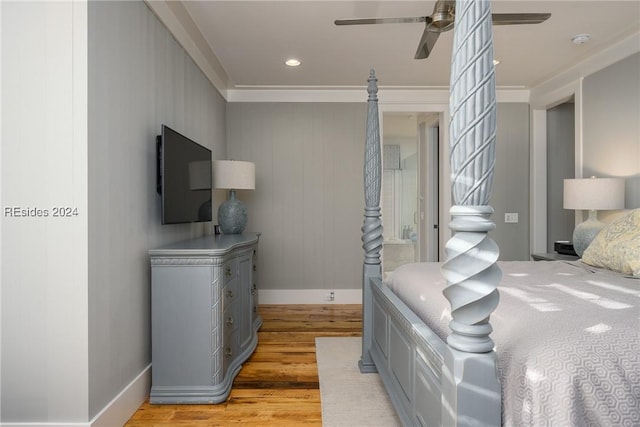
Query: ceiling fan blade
336,6,550,61
414,27,441,59
491,13,551,25
335,16,427,26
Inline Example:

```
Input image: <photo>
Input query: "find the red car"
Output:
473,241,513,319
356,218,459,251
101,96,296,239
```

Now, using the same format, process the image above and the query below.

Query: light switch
505,213,519,223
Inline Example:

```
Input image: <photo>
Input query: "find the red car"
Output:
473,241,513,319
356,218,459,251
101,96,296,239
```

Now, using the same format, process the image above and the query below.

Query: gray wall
0,1,225,423
87,1,226,419
226,103,366,291
583,53,640,209
227,102,531,296
491,103,531,261
546,102,575,251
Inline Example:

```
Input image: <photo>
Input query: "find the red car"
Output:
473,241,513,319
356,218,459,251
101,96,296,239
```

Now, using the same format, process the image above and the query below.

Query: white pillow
581,209,640,277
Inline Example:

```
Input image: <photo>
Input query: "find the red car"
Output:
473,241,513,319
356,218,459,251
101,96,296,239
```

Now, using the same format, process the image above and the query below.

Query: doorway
546,99,575,252
381,112,439,277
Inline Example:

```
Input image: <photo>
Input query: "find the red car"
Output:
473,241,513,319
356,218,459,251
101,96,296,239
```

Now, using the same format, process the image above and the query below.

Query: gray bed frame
359,2,502,426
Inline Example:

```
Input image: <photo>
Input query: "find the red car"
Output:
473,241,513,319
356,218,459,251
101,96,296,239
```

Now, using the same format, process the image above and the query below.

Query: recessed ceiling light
571,34,591,45
285,58,301,67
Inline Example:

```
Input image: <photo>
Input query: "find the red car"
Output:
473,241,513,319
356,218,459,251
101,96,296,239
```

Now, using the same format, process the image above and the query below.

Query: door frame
380,103,449,260
529,80,584,254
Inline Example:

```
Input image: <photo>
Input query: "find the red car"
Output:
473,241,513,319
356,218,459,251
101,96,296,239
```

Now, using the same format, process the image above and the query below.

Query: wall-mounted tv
156,125,212,224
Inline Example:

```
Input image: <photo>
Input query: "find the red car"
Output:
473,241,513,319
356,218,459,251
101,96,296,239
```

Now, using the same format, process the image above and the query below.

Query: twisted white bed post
441,1,502,425
359,69,383,374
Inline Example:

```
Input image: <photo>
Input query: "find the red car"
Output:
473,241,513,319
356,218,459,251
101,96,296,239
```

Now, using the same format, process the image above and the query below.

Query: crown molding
226,87,529,104
144,0,230,99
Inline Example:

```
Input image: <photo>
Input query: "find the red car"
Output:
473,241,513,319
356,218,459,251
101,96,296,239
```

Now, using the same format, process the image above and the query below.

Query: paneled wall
227,102,531,298
1,1,90,421
226,103,366,293
2,0,226,423
87,1,226,419
491,103,531,261
583,53,640,209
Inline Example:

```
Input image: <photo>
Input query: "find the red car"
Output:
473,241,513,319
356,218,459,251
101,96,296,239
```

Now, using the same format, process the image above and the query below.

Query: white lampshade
563,177,625,210
563,177,625,257
188,160,212,190
213,160,255,190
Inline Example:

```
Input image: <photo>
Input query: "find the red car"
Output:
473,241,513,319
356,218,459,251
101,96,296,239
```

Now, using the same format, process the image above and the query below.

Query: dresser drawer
222,259,237,284
223,282,237,309
223,302,239,333
222,258,240,334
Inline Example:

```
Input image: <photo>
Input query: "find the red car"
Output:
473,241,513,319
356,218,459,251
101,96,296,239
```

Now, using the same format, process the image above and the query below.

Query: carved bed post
440,1,502,425
359,69,383,374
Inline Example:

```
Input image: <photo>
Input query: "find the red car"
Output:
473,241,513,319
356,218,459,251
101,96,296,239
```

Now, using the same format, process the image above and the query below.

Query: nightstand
531,252,579,261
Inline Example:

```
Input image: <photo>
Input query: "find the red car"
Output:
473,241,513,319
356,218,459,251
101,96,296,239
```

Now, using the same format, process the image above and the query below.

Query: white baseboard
258,289,362,304
90,364,151,427
0,423,91,427
0,366,150,427
0,424,90,427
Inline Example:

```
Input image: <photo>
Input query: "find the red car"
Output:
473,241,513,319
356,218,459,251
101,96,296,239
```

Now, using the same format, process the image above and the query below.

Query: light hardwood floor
125,304,362,426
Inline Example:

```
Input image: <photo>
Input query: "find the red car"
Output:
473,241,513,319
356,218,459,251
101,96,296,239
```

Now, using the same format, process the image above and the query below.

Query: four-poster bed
358,1,639,426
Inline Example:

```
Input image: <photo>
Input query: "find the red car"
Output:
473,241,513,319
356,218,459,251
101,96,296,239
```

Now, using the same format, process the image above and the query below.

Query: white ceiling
179,1,640,90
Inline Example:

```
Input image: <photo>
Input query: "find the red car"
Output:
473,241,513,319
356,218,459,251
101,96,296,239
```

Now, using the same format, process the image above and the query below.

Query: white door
419,121,439,262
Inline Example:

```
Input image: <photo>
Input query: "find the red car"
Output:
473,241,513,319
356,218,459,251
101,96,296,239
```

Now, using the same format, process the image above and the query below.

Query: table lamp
213,160,255,234
563,176,625,256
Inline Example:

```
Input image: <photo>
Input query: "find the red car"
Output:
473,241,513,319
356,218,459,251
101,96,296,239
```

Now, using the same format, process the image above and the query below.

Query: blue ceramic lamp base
218,190,247,234
573,210,604,257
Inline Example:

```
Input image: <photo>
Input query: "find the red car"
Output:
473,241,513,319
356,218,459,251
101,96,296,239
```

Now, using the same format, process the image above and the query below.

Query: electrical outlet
505,213,519,223
325,291,335,302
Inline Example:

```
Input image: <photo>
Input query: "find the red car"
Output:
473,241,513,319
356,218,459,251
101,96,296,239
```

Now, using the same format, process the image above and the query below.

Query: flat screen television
156,125,212,224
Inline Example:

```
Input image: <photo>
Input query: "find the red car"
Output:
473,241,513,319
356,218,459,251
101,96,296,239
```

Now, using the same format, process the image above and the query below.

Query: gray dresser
149,232,261,404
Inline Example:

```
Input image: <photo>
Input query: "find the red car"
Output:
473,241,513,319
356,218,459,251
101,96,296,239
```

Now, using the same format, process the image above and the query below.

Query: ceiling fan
335,0,551,59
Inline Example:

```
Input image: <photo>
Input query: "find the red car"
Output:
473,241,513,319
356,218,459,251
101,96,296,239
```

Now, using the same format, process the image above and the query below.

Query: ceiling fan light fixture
429,20,454,32
429,12,454,32
429,0,455,32
285,58,301,67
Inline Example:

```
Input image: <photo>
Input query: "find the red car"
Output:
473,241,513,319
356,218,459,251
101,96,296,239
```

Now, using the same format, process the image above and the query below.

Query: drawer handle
225,347,233,357
226,289,234,298
225,266,232,276
226,316,234,326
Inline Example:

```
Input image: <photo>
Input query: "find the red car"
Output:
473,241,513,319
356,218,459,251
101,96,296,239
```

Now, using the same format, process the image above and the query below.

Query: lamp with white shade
213,160,255,234
563,176,625,257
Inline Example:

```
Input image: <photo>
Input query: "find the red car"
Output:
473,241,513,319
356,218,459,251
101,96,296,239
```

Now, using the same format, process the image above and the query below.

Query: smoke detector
571,34,591,45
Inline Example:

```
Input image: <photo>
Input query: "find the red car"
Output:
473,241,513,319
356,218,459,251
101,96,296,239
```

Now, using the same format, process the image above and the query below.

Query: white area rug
316,337,401,427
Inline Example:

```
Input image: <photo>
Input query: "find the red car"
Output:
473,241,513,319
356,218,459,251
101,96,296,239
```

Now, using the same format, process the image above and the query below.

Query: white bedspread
385,260,640,427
